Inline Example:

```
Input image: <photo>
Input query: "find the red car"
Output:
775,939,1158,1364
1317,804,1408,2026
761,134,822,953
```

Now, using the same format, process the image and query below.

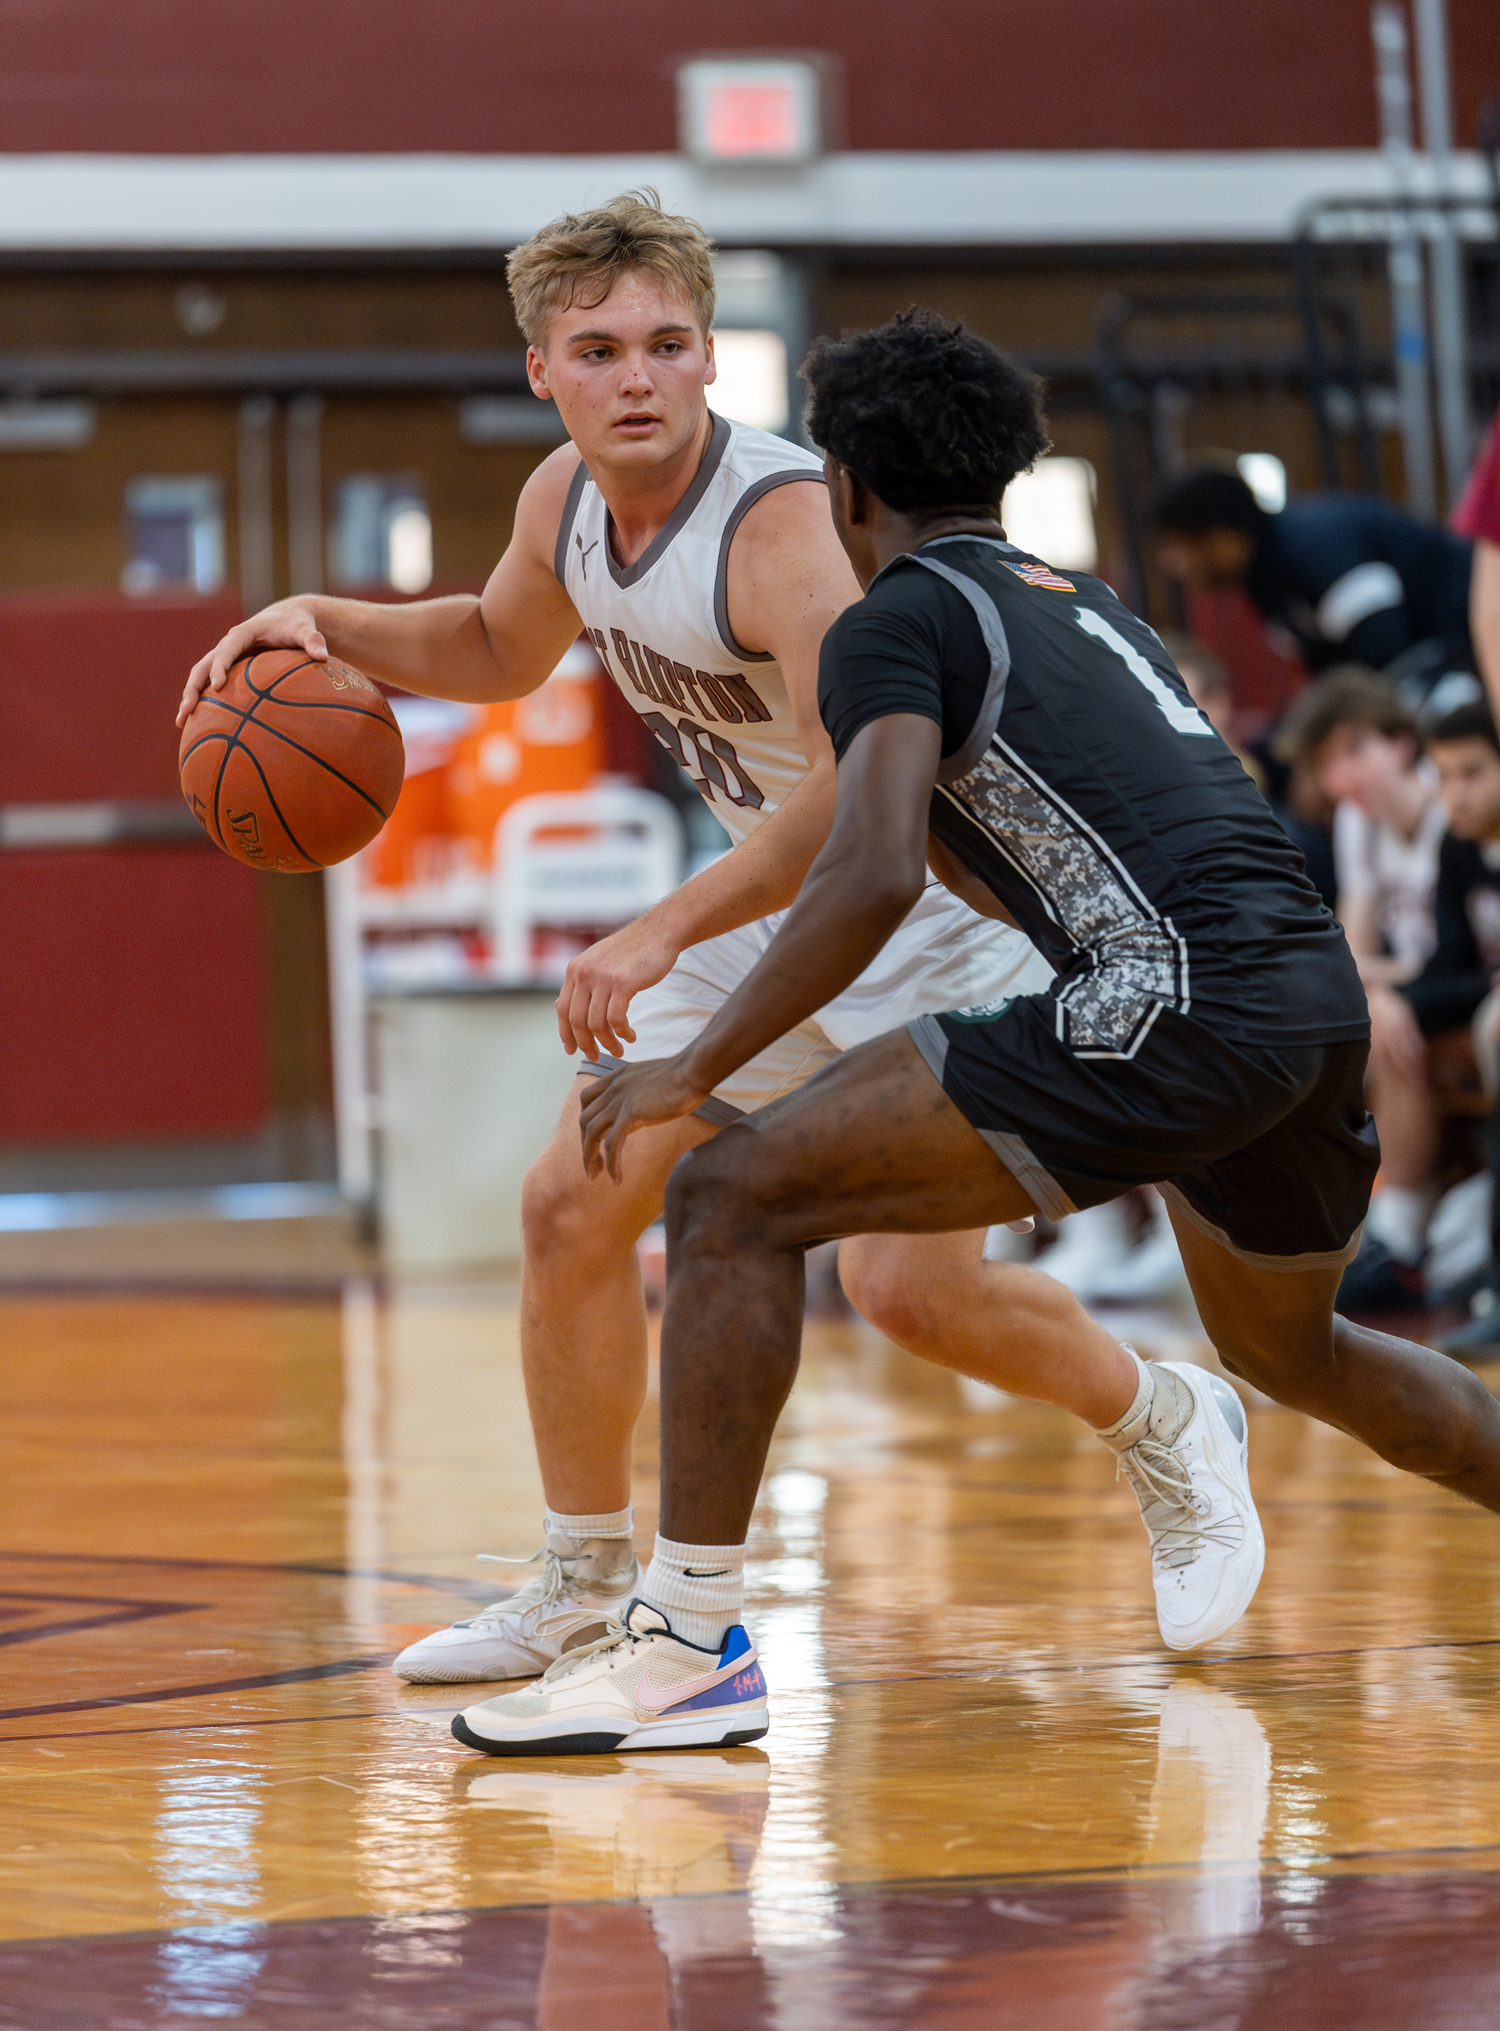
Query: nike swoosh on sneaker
634,1654,763,1713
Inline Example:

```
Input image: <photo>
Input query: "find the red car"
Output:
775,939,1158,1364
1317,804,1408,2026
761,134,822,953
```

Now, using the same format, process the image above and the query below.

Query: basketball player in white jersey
180,195,1210,1679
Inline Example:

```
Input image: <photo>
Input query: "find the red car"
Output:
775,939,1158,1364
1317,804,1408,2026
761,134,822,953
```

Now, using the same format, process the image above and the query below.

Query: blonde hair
506,189,717,348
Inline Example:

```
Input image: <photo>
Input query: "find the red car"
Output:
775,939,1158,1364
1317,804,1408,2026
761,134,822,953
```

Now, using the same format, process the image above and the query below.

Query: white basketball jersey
557,414,823,847
554,413,1053,1042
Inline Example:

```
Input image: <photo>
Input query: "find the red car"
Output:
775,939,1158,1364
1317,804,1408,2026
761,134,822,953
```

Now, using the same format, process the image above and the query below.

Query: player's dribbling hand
578,1056,709,1182
176,600,330,727
556,919,680,1061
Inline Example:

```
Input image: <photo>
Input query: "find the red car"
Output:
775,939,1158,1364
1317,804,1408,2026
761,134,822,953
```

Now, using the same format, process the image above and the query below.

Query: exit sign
678,58,824,166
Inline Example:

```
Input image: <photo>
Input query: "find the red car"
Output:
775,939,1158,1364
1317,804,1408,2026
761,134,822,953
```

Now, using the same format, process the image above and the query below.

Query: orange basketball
178,650,405,872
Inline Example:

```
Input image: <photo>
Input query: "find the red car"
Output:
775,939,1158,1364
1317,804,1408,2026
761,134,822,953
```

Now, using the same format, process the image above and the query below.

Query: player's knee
521,1135,611,1262
1205,1328,1301,1402
662,1133,777,1258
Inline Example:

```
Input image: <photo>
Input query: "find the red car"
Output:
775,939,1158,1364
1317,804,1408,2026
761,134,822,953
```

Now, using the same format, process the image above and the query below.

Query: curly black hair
802,307,1050,514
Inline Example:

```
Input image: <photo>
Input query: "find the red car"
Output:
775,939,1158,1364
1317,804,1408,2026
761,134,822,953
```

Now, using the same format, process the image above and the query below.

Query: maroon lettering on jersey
610,629,655,701
642,645,686,710
713,671,773,724
588,626,612,672
678,720,766,809
694,672,743,724
628,640,669,707
608,625,645,698
672,663,712,717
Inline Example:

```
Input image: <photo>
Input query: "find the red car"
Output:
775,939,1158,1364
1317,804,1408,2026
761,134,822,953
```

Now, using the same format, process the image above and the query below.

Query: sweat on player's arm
577,710,943,1176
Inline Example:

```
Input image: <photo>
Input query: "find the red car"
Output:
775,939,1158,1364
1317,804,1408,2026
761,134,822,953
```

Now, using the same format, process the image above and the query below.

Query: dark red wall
0,0,1495,156
0,847,268,1140
0,594,270,1142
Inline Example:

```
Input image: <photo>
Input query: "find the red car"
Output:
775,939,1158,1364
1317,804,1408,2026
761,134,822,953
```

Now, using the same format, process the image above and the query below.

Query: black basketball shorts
908,998,1378,1271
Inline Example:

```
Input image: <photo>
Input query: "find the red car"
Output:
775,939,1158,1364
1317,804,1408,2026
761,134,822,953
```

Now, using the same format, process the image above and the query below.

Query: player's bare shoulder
511,443,589,568
477,443,587,674
723,466,859,659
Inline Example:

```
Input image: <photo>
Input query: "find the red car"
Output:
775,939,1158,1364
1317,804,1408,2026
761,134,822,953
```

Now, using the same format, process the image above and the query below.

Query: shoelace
533,1614,644,1686
460,1547,583,1631
1117,1438,1241,1571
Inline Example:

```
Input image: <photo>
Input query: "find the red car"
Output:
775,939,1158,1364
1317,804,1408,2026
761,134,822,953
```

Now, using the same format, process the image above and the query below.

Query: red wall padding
0,847,268,1140
0,591,243,804
0,592,270,1144
0,0,1495,154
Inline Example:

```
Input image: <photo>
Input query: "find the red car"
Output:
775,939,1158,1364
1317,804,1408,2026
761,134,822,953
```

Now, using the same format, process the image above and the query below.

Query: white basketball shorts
579,880,1054,1120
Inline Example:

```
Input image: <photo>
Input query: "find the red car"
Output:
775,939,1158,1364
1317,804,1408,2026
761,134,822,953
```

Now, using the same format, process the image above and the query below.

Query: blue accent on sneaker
718,1624,753,1666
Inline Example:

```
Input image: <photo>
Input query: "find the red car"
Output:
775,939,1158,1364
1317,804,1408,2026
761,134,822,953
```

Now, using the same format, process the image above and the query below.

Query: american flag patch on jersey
1002,560,1075,591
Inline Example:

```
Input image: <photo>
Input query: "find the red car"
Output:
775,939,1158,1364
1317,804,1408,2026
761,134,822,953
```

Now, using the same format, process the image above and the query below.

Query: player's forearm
1475,542,1500,710
306,594,524,703
678,844,924,1092
638,757,839,953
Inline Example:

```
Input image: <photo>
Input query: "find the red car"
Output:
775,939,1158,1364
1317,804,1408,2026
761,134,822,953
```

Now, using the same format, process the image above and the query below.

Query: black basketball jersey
817,534,1368,1058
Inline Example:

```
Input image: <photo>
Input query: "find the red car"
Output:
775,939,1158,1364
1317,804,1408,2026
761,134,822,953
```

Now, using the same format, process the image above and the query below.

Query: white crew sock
1364,1186,1434,1265
641,1533,747,1651
544,1506,633,1540
1093,1346,1153,1442
1093,1346,1192,1452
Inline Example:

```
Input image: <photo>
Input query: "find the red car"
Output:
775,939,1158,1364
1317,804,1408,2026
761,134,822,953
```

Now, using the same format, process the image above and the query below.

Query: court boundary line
0,1655,390,1722
0,1549,501,1594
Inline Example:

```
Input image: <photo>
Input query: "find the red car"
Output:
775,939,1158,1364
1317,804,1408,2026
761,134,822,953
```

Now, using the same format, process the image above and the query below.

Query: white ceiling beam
0,150,1492,253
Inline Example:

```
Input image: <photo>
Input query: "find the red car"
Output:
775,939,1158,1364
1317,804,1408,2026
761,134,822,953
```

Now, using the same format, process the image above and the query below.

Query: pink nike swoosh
635,1651,760,1713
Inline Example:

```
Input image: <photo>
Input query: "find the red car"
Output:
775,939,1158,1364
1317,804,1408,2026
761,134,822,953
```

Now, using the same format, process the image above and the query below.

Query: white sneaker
392,1534,638,1684
1105,1361,1264,1652
452,1599,769,1757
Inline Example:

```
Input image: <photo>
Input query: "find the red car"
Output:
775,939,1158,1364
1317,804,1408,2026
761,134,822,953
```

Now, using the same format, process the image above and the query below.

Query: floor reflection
6,1286,1500,2028
149,1764,266,2020
465,1750,771,1904
1143,1680,1270,1939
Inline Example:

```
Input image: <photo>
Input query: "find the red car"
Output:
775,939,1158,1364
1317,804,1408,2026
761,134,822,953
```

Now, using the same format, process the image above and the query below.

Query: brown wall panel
0,270,520,355
317,401,549,590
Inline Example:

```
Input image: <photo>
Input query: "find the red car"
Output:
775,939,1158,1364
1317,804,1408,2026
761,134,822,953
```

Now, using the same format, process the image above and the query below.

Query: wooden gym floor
3,1265,1500,2027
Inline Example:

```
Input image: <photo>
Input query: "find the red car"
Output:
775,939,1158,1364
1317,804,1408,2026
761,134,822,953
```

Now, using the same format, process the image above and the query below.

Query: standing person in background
1155,469,1474,696
1453,414,1500,711
1275,670,1446,1309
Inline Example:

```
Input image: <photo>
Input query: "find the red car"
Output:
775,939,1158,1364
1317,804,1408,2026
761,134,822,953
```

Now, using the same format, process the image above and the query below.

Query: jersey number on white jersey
642,712,766,809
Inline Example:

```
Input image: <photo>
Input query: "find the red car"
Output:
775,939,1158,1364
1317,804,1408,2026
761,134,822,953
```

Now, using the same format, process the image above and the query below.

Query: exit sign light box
678,58,824,166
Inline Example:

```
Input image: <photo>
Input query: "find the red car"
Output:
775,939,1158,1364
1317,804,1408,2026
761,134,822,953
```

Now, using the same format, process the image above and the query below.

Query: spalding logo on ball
179,650,405,871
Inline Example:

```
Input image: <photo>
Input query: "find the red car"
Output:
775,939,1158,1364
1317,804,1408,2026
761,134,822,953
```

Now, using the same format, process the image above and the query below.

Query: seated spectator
1277,668,1446,1306
1452,411,1500,712
1392,702,1500,1357
1156,468,1474,694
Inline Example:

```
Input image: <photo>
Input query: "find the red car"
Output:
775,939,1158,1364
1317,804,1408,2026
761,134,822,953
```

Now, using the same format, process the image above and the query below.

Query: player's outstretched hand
556,918,680,1061
579,1056,709,1182
176,600,330,727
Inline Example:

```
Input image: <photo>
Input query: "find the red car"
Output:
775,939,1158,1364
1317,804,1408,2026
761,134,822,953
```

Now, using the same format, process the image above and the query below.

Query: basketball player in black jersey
451,310,1500,1758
